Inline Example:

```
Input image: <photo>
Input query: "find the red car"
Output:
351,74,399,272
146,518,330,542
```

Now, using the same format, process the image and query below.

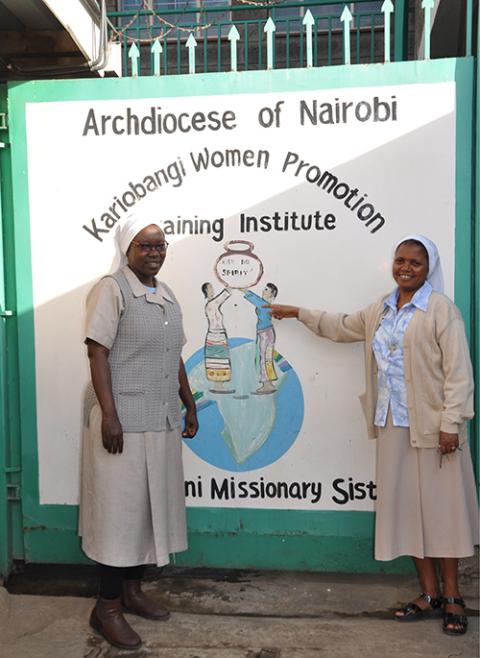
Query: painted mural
21,77,456,510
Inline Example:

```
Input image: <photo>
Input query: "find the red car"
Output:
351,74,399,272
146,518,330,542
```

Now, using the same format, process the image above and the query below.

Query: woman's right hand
87,340,123,455
267,304,300,320
101,413,124,454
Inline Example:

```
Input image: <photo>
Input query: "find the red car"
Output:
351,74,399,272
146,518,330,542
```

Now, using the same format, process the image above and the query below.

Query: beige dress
79,277,187,567
375,413,479,561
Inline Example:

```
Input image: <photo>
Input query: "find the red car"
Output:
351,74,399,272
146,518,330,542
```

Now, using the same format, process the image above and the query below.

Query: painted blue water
184,338,304,471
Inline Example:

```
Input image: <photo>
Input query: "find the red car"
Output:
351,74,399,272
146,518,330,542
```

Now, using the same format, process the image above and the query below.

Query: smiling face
126,224,166,285
392,241,429,297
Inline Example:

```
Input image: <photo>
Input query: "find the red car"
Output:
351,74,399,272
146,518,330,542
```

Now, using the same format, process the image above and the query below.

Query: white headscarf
393,234,444,293
110,215,161,271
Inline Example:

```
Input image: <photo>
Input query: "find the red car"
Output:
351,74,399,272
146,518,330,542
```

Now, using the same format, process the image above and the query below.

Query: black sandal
442,596,468,636
395,593,443,622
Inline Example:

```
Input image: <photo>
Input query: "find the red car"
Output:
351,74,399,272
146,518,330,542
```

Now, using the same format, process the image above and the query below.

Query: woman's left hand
178,358,199,439
183,407,199,439
438,430,459,454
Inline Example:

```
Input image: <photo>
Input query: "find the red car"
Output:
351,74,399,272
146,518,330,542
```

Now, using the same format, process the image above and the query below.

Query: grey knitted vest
106,269,184,432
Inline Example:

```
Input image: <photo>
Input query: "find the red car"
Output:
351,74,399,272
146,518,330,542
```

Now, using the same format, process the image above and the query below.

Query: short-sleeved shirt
244,290,272,331
85,266,186,431
86,276,186,350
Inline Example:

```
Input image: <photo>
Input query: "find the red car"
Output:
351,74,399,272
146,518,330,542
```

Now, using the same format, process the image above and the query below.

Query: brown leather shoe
90,597,142,650
122,579,170,621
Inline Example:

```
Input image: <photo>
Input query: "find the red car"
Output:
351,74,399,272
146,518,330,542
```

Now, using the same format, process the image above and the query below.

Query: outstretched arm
243,290,263,307
216,288,232,306
267,304,367,343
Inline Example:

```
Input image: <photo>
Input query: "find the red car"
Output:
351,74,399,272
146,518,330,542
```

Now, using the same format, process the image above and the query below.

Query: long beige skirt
375,413,479,561
79,405,187,567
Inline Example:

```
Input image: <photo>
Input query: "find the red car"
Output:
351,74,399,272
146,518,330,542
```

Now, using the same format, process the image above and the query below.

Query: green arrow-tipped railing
108,0,476,78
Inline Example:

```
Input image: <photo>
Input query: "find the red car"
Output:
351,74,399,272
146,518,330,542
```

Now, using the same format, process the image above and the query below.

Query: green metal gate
0,86,24,578
0,0,479,580
0,55,477,579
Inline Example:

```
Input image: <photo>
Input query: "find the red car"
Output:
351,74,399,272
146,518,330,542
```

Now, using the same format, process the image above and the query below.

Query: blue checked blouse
372,281,433,427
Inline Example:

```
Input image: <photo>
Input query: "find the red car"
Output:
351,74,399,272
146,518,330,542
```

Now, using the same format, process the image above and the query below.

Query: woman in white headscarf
267,236,478,636
79,216,198,650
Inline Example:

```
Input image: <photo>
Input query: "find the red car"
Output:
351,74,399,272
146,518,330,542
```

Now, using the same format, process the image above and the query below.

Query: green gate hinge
0,310,14,317
6,484,21,502
0,111,8,148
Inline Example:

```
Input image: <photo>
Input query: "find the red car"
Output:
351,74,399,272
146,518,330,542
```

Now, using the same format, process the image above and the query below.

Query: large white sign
25,81,456,509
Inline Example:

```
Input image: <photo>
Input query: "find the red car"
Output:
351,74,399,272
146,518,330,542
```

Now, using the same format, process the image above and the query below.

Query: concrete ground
0,560,478,658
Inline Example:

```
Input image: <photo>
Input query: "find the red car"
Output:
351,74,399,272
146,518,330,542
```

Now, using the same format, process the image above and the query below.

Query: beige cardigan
298,292,474,448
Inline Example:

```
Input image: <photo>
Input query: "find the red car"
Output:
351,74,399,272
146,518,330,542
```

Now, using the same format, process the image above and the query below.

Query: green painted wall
2,58,477,576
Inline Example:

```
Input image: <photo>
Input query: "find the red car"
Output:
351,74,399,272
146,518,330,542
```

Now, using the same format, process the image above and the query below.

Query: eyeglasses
131,240,169,253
